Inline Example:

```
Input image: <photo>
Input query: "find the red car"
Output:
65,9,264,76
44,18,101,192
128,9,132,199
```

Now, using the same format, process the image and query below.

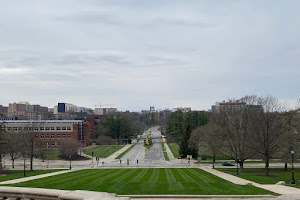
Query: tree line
0,123,82,172
165,110,209,158
94,112,147,144
172,95,300,176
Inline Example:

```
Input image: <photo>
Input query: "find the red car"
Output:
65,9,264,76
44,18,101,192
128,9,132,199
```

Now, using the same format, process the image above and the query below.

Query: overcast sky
0,0,299,111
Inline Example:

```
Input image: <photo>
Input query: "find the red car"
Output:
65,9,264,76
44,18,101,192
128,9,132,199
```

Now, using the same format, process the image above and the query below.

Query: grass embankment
84,145,125,158
143,138,153,149
115,145,135,159
0,169,64,183
217,168,300,188
161,142,169,161
11,168,274,195
168,143,180,158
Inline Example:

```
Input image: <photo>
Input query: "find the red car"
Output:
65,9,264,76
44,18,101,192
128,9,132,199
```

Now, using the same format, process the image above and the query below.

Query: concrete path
162,138,176,161
0,169,80,185
200,166,300,196
106,144,133,161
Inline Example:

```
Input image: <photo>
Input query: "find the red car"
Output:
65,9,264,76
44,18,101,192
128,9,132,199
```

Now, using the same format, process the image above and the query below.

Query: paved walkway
106,144,133,161
200,166,300,196
0,169,80,185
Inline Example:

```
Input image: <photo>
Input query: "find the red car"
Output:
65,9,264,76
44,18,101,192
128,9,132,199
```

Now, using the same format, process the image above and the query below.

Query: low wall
0,186,130,200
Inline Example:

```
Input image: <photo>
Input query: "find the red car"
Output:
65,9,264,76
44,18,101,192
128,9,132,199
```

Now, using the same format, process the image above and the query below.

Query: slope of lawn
12,168,274,195
167,143,180,158
84,145,125,158
217,168,300,188
0,169,64,183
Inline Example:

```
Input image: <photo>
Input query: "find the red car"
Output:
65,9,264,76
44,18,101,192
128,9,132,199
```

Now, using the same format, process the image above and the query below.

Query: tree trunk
284,162,287,171
240,162,244,172
0,156,2,173
12,159,14,169
265,158,269,176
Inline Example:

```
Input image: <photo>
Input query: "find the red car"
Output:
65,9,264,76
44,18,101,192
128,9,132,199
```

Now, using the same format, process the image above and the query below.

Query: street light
92,151,94,163
236,156,239,176
212,154,216,169
69,155,72,169
23,158,26,177
291,150,295,185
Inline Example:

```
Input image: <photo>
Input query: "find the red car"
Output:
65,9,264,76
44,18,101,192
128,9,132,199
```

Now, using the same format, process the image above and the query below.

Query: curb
119,195,277,199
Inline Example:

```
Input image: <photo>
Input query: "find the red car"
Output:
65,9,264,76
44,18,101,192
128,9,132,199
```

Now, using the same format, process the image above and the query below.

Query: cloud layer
0,0,299,111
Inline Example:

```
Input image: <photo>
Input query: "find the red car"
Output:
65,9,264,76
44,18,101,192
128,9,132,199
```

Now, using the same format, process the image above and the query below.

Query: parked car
222,162,235,166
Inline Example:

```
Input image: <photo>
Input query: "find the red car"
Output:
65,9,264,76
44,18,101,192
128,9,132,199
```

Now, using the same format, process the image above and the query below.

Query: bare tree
212,96,258,170
0,120,7,172
59,140,81,158
250,96,283,176
6,132,22,168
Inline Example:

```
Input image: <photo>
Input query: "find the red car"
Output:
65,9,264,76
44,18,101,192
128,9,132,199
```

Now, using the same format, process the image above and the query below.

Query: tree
0,120,7,172
250,96,283,176
6,132,22,168
212,96,259,170
59,140,81,158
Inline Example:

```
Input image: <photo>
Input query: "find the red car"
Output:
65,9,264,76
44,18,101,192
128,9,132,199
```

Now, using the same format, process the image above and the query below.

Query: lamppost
236,156,239,176
69,155,72,169
212,154,216,169
23,158,26,177
291,150,295,185
92,152,94,163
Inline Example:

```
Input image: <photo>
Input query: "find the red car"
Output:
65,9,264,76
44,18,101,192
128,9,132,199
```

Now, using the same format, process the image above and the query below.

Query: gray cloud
0,0,299,111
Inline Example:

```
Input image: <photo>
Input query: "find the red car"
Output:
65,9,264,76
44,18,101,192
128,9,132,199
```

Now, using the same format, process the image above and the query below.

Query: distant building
8,102,49,120
0,120,91,147
86,115,108,139
0,105,8,116
53,103,93,119
94,108,117,115
214,100,262,112
172,107,192,112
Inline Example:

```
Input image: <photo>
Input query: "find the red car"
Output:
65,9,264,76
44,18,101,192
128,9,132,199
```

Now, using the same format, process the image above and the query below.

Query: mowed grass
217,168,300,188
12,168,274,195
84,145,125,158
168,143,180,158
0,169,64,183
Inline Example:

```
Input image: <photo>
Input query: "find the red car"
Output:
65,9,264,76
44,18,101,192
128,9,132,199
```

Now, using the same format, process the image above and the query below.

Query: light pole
236,156,239,176
291,150,295,185
69,155,72,169
23,158,26,177
92,152,94,163
212,154,216,169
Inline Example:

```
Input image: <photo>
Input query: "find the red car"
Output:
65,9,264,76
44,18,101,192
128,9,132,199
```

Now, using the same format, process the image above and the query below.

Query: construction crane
94,103,116,108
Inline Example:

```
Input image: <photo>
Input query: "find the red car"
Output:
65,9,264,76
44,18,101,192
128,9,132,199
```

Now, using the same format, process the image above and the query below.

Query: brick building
8,102,49,120
86,115,108,139
0,120,91,147
0,105,8,116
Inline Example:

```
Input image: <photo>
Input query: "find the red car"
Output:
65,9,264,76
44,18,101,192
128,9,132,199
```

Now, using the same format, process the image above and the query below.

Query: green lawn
217,168,300,188
0,169,64,183
11,168,274,195
168,143,180,158
84,145,125,158
116,145,135,159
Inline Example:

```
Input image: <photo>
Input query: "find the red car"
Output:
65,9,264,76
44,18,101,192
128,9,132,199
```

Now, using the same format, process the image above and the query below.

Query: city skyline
0,1,299,111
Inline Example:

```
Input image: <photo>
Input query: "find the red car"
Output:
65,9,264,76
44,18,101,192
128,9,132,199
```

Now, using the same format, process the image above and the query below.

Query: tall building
8,102,49,120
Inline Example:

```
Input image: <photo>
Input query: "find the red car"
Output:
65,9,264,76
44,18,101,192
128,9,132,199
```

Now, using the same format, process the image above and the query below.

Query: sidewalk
199,166,300,196
0,169,80,185
105,144,133,161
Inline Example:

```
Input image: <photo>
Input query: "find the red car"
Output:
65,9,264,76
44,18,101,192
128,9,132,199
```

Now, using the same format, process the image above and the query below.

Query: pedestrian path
200,166,300,195
0,169,80,185
106,144,133,160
